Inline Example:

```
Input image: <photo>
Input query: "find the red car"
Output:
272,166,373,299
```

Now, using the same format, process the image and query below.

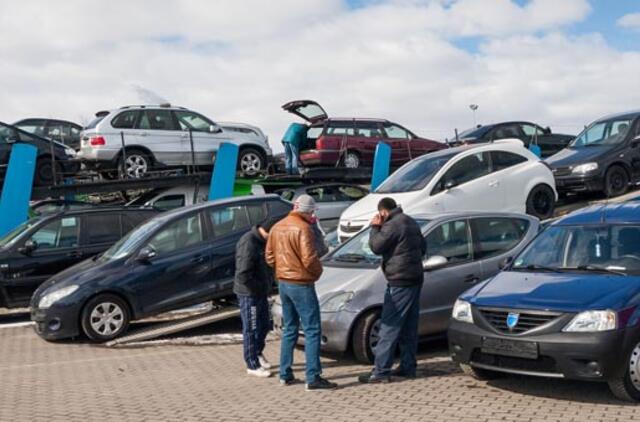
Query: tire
352,309,381,364
237,147,266,176
117,149,152,179
459,363,502,381
34,158,62,186
342,151,361,169
81,294,131,342
608,341,640,402
604,165,629,198
526,184,555,220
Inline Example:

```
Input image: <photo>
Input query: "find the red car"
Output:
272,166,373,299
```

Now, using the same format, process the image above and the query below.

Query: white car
338,140,556,242
78,104,272,178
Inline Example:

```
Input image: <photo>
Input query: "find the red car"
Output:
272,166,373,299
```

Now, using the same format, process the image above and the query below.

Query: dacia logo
506,312,520,330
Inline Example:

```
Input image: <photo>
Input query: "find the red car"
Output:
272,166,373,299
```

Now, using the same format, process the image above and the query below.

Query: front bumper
553,173,603,193
31,302,82,341
448,319,637,382
271,300,354,353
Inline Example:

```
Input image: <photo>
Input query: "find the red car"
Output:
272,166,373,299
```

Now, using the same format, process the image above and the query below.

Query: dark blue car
448,203,640,402
30,194,291,342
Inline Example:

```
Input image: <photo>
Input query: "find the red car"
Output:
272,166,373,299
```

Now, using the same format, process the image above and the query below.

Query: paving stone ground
0,325,639,422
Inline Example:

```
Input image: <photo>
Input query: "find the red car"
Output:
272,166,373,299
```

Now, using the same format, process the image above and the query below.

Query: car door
382,123,412,163
354,121,385,165
80,213,124,259
419,219,481,334
174,110,224,166
430,151,505,212
137,109,182,166
133,212,212,315
3,216,81,306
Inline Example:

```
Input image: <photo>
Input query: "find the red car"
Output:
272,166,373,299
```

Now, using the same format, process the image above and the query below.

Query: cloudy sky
1,0,639,149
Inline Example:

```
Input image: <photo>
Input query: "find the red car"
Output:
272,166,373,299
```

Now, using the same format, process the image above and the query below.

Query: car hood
340,191,424,222
34,257,126,297
315,264,383,300
466,271,640,312
546,145,611,167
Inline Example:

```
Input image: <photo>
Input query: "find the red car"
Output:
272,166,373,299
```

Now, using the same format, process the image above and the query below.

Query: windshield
0,219,40,250
570,117,634,148
512,224,640,275
457,126,492,140
330,219,429,265
101,218,163,260
376,152,456,193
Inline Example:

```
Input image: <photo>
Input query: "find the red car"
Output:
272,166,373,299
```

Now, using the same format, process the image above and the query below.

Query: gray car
272,211,539,363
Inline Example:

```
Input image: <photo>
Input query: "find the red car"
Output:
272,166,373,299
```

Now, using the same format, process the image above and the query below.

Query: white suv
78,105,272,177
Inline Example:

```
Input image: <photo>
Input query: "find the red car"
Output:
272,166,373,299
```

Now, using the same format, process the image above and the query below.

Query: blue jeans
283,142,299,175
238,295,271,370
279,281,322,384
373,284,422,377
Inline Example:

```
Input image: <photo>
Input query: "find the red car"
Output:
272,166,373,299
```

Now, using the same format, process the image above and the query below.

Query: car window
247,203,267,224
571,117,633,147
307,126,324,139
432,152,491,194
138,110,177,131
355,122,384,138
111,111,140,129
269,200,293,216
307,186,340,203
426,220,472,264
84,214,122,244
147,214,203,255
174,111,214,132
122,213,152,234
30,217,79,250
15,120,45,135
85,115,105,130
491,124,520,140
152,194,185,211
338,185,367,201
278,189,295,201
491,151,528,172
472,218,529,260
520,124,543,137
377,151,457,193
325,122,355,136
207,205,251,238
384,124,411,139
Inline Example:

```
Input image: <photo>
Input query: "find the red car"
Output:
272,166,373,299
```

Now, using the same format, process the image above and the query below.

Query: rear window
85,116,105,130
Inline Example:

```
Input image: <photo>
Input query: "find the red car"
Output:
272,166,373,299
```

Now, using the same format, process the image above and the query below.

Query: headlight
563,310,616,332
38,285,79,309
64,148,77,157
571,162,598,174
452,299,473,323
321,292,354,313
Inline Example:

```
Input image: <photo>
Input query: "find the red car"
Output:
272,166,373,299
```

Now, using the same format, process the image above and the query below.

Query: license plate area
481,337,538,359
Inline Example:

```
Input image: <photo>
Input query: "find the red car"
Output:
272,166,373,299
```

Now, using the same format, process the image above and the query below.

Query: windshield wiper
568,265,627,276
333,253,367,263
512,264,565,273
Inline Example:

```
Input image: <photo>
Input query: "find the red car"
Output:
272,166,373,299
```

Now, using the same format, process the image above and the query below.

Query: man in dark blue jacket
359,197,426,383
234,218,280,378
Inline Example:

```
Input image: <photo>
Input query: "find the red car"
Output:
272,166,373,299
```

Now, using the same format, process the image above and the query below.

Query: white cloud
617,12,640,31
0,0,637,151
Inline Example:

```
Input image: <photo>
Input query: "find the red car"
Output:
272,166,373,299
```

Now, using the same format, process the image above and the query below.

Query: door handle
463,274,480,283
488,180,499,188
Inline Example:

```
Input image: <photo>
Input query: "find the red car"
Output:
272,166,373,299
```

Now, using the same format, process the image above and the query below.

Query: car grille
471,350,558,374
479,308,561,334
552,166,572,177
339,224,364,234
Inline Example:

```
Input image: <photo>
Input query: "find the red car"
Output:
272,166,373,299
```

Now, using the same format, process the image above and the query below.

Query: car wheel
608,340,640,402
526,184,555,220
604,165,629,198
34,158,62,186
81,294,130,342
237,148,265,176
352,309,381,364
459,363,502,381
118,150,151,179
343,151,361,169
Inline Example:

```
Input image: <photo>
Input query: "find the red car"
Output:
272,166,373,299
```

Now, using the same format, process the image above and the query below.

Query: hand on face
370,213,384,226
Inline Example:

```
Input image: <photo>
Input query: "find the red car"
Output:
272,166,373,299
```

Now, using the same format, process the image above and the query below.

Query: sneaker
390,368,416,379
279,377,298,386
358,372,391,384
247,367,271,378
306,377,338,391
258,354,271,369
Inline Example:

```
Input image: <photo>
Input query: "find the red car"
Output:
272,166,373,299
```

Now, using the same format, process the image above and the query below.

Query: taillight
89,136,106,146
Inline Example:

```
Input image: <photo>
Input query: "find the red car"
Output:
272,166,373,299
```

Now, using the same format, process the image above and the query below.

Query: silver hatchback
78,104,272,178
272,211,540,363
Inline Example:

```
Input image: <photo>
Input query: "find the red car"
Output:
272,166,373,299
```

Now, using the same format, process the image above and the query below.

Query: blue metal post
0,144,38,236
371,142,391,191
208,143,239,201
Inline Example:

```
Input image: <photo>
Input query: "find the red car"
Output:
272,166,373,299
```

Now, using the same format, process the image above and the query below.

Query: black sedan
452,121,575,158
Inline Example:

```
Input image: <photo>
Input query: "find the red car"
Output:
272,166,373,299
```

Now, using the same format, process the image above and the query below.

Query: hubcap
533,190,551,215
124,155,148,178
610,172,626,194
369,318,381,351
630,342,640,391
240,152,262,174
90,302,124,336
344,153,359,169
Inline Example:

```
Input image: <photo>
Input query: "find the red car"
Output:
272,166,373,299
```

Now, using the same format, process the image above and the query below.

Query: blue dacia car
448,203,640,402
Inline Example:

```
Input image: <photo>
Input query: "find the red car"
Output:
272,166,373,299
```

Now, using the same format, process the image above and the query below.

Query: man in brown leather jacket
266,194,337,391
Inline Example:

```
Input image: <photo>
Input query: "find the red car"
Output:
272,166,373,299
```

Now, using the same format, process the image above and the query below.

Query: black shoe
306,377,338,391
279,377,298,386
358,373,392,384
390,368,416,379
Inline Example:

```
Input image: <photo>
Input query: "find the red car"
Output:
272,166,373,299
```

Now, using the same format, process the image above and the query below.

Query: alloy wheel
89,302,125,336
369,318,381,351
124,154,148,178
532,190,552,216
344,152,360,169
240,152,263,175
630,342,640,391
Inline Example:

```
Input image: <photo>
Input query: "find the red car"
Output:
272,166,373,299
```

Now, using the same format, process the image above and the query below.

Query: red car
282,100,446,169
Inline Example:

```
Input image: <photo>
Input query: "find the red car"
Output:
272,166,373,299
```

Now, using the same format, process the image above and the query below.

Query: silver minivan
272,211,540,363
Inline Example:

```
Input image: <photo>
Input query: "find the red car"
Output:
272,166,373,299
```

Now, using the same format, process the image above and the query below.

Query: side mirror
6,138,17,145
136,246,157,263
19,239,37,255
444,180,457,190
423,255,448,271
209,124,222,134
498,256,513,270
632,134,640,146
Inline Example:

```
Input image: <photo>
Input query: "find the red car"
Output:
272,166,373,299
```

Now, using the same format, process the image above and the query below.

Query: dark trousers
238,294,270,370
373,284,422,377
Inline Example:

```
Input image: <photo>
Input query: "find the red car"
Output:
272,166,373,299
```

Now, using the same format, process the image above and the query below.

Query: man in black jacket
359,197,426,383
235,218,280,378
